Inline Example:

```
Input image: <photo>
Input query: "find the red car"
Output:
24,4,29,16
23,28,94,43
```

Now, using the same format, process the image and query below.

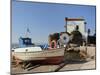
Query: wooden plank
54,63,67,72
27,64,41,71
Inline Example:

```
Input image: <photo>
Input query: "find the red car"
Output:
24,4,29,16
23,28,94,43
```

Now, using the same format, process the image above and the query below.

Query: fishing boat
12,47,65,64
12,29,65,64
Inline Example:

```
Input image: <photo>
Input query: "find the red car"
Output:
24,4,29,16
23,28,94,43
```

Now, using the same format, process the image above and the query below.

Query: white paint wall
67,20,86,36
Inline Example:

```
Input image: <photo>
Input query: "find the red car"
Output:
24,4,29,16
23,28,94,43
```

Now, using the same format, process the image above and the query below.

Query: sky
12,0,96,44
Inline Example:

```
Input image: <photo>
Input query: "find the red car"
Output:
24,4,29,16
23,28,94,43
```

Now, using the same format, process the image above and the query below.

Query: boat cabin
19,37,34,48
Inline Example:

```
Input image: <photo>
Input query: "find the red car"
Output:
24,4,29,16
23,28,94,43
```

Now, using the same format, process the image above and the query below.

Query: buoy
50,40,57,49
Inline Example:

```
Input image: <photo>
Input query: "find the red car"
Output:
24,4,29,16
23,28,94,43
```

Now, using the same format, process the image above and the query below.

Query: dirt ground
11,46,96,74
11,59,95,74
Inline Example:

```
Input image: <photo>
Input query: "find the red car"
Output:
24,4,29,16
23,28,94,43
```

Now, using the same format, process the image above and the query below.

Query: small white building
64,17,86,36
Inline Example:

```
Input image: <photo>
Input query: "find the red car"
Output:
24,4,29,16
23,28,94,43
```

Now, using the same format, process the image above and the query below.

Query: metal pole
65,17,67,32
86,33,88,55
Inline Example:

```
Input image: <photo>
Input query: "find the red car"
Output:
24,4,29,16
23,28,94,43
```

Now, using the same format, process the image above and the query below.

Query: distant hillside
11,43,48,49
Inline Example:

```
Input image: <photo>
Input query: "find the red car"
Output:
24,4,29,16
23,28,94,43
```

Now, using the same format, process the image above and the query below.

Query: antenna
25,26,30,38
